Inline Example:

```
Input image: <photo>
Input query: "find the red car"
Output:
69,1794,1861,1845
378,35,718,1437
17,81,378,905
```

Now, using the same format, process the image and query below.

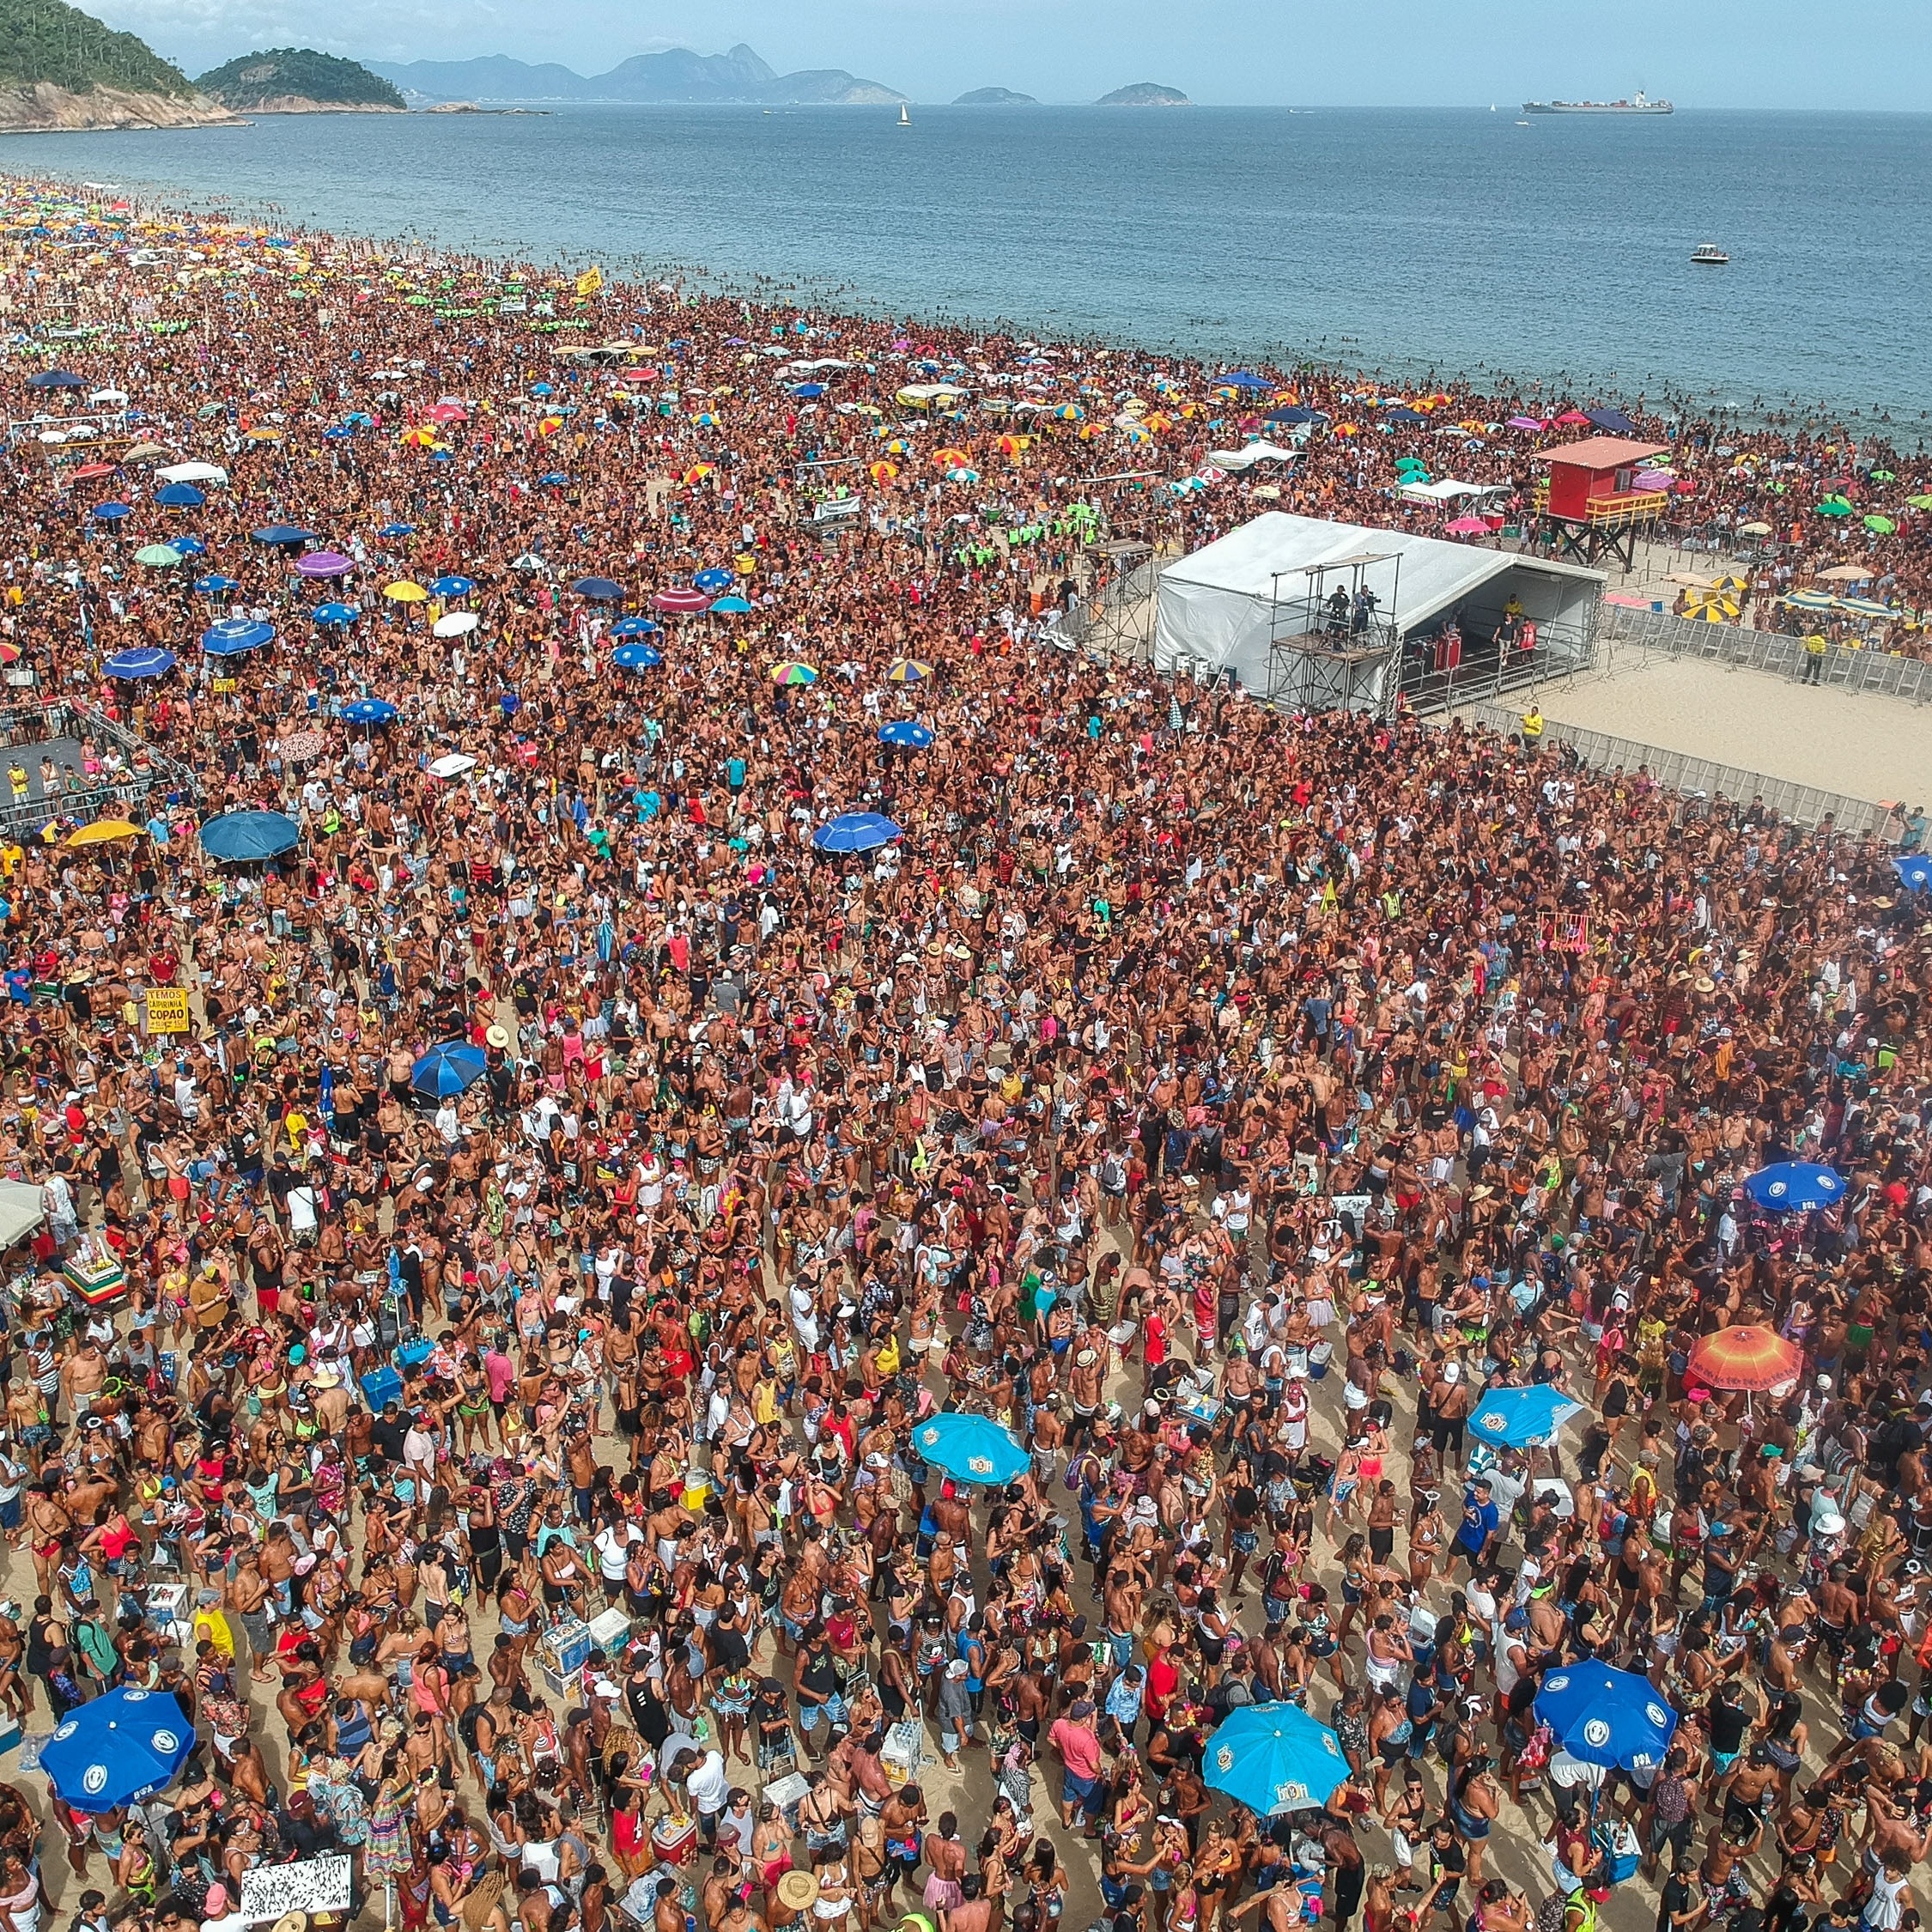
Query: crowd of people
0,173,1926,1932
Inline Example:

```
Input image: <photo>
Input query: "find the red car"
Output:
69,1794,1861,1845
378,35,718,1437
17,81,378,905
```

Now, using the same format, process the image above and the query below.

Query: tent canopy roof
0,1180,45,1249
1538,436,1668,471
1158,511,1604,640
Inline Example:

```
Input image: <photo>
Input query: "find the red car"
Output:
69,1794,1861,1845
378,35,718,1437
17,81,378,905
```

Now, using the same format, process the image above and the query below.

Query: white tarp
1206,442,1301,472
0,1181,43,1250
1398,478,1505,502
1154,511,1604,691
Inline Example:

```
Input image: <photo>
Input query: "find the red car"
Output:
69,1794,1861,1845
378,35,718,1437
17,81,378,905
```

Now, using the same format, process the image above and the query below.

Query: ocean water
5,105,1929,432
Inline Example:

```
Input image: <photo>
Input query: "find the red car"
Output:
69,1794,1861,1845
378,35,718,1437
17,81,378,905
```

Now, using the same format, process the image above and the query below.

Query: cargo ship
1522,91,1673,114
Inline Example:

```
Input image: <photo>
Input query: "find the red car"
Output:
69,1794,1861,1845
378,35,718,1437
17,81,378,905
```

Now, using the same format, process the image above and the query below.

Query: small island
196,46,405,112
953,87,1036,105
0,0,234,130
1097,82,1191,106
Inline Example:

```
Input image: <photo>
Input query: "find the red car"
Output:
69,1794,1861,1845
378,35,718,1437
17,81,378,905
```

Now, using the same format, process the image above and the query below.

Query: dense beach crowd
0,172,1929,1932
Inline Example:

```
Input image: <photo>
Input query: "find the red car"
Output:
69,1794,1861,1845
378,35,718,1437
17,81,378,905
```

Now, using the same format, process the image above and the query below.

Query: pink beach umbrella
1506,416,1547,430
651,587,712,614
1445,516,1491,535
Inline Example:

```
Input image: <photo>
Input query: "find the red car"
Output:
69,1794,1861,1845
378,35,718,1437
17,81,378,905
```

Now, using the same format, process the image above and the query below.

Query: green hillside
197,46,404,107
0,0,193,95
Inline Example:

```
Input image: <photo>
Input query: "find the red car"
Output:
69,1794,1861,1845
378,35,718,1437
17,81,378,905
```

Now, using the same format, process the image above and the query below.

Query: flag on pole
575,265,604,296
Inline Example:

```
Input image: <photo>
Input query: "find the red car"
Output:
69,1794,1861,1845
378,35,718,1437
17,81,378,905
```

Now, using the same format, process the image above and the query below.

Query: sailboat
897,102,910,126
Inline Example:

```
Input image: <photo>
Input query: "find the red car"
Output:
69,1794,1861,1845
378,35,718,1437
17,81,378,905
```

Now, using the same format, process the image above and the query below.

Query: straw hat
487,1024,511,1049
778,1872,822,1911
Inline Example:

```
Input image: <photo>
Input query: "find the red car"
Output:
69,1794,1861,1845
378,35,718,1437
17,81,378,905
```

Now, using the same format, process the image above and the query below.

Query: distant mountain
0,0,234,128
1097,81,1190,106
370,43,904,106
197,46,404,111
953,87,1036,105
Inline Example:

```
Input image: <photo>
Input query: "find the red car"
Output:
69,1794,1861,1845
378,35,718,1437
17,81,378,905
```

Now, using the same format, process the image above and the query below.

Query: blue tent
611,617,660,638
812,812,902,854
692,568,734,592
1744,1162,1844,1213
90,501,131,521
25,369,84,390
1893,855,1932,893
1204,1701,1350,1815
1265,406,1327,426
1534,1663,1677,1774
1384,406,1426,423
1468,1384,1585,1450
342,698,398,725
154,483,204,508
790,381,827,398
911,1412,1028,1484
428,574,474,597
1218,372,1273,392
410,1040,486,1098
42,1686,194,1810
612,643,662,670
199,811,300,861
201,619,275,657
879,720,933,748
313,602,357,627
193,574,239,595
250,525,318,546
573,576,624,601
1585,407,1641,436
102,647,177,680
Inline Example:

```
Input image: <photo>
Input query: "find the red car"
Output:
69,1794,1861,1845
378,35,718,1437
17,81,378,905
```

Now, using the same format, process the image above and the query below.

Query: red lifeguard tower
1534,435,1671,569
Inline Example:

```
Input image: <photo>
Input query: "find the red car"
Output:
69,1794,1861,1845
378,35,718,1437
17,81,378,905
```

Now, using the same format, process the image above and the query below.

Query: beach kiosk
1534,436,1670,569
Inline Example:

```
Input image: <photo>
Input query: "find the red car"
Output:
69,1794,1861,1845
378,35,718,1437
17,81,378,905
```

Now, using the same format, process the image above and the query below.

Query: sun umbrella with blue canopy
201,619,275,657
428,574,474,597
538,472,568,487
911,1412,1029,1484
251,524,317,546
42,1686,194,1811
154,482,204,508
611,617,661,639
1743,1162,1845,1213
193,574,239,595
1534,1663,1678,1774
1216,372,1273,392
102,647,176,680
708,595,752,615
1204,1701,1350,1815
342,698,398,726
171,536,208,557
313,602,357,628
378,522,415,538
410,1040,486,1098
692,567,734,592
812,812,902,854
1468,1384,1584,1450
1893,855,1932,893
879,720,933,749
573,576,624,601
887,658,933,682
790,381,827,398
90,501,130,521
612,643,662,670
199,811,300,861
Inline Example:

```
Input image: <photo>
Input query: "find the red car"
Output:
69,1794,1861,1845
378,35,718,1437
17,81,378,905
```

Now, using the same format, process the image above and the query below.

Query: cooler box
361,1366,403,1411
397,1338,434,1370
881,1718,925,1780
541,1617,592,1679
586,1607,632,1652
540,1662,582,1702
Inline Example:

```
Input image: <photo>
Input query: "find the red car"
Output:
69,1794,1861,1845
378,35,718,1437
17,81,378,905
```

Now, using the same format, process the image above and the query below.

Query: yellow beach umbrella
68,817,143,847
384,580,428,604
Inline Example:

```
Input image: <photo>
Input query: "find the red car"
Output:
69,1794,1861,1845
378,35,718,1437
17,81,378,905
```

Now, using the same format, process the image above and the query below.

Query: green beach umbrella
1871,469,1896,482
1908,495,1932,511
1863,515,1897,534
1816,497,1852,517
134,543,184,566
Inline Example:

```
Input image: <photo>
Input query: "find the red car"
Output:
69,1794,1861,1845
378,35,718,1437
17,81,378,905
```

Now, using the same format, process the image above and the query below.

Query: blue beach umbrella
1893,855,1932,893
1203,1701,1350,1815
1743,1162,1845,1213
42,1686,194,1810
313,602,357,628
708,595,752,614
102,647,176,680
427,574,474,597
410,1040,486,1098
790,381,827,398
879,720,933,749
612,643,662,670
323,425,356,440
201,619,275,656
171,536,208,557
812,812,902,854
538,472,568,487
1467,1384,1584,1450
692,568,734,592
573,576,624,601
342,698,398,725
378,522,415,538
90,501,130,521
250,524,317,546
199,811,300,861
910,1412,1029,1484
1534,1663,1677,1774
611,617,660,639
153,482,204,508
193,574,239,595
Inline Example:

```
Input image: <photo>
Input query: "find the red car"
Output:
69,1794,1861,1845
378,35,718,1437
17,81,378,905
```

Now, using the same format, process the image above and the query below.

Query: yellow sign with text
144,988,190,1034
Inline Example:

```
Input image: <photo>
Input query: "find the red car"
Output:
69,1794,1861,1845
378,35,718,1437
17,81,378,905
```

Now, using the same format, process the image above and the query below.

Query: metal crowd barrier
1598,605,1932,704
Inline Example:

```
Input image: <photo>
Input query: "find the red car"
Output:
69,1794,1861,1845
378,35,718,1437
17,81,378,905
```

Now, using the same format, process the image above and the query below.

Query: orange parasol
1685,1325,1801,1394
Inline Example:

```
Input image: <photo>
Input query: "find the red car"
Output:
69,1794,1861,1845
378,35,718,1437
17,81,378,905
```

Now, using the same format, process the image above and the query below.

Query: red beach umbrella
1686,1326,1801,1394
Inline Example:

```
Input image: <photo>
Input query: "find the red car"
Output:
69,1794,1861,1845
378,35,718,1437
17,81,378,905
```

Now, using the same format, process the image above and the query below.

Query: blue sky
89,0,1932,107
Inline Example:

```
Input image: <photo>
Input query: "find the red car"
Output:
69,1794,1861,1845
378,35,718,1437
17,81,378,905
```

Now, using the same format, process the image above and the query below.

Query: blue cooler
361,1365,404,1411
